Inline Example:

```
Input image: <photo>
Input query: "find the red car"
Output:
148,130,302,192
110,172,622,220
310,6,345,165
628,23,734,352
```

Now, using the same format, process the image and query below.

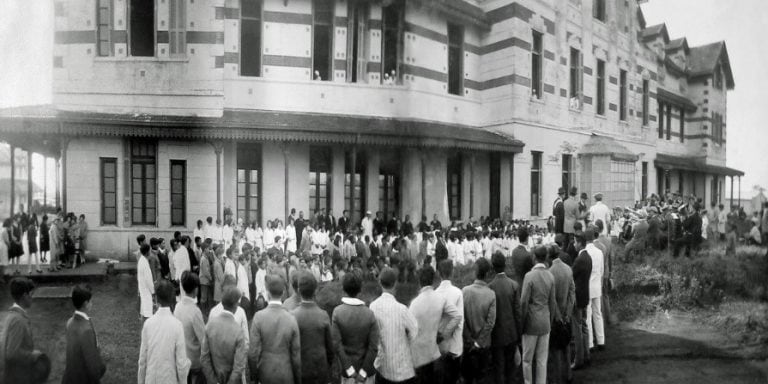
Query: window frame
658,101,664,138
130,141,157,226
666,104,672,140
596,59,605,115
237,168,261,226
447,23,464,96
642,79,650,125
128,0,156,57
97,0,112,57
312,0,334,81
447,154,463,221
593,0,607,22
241,0,263,77
530,151,542,217
569,47,583,104
100,157,118,225
680,109,685,143
641,161,648,201
381,0,405,84
346,1,369,83
531,30,543,99
619,69,627,121
561,154,572,191
170,160,186,227
378,173,399,220
168,0,186,57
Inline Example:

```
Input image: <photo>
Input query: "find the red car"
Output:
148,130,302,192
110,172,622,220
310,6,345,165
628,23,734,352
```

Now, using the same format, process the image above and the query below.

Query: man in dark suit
571,233,593,369
63,284,106,384
201,285,248,384
488,252,522,384
292,272,334,384
325,209,337,233
548,245,575,384
249,275,301,384
337,210,350,235
295,211,306,248
0,277,43,384
553,187,566,235
510,228,534,290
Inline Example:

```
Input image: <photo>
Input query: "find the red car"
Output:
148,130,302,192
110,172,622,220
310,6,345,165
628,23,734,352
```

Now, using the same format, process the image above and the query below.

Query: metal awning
655,153,744,176
0,105,524,154
656,88,697,112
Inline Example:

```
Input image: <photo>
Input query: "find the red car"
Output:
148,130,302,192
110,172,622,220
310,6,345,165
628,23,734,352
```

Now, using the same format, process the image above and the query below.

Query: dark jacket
331,301,379,378
488,272,522,347
0,306,36,384
553,198,565,234
62,313,106,384
510,246,534,289
292,302,334,383
571,250,593,309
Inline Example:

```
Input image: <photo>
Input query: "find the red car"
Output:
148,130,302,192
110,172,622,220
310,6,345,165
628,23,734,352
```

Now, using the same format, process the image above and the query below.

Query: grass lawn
0,274,142,384
0,263,480,383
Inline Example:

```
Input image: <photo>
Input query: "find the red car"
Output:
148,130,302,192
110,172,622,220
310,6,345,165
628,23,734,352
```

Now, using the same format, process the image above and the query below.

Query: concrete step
2,262,108,283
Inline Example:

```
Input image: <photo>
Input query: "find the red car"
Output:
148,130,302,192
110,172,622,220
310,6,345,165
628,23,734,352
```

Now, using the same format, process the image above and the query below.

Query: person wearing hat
563,187,580,240
553,187,566,235
588,193,612,237
361,211,374,241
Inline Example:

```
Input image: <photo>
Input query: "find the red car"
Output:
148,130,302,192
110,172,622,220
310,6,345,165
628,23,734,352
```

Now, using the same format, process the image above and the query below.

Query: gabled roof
665,37,689,53
636,6,647,29
641,23,669,43
688,41,735,89
578,134,639,162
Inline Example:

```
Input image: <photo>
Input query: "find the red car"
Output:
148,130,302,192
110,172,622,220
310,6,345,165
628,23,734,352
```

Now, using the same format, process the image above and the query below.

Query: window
129,0,155,56
309,147,331,217
714,65,723,90
347,1,369,83
609,160,636,209
596,59,605,115
531,30,543,99
345,151,365,223
593,0,606,22
381,0,404,84
710,176,719,205
664,170,671,195
237,144,261,225
379,174,399,219
170,160,186,226
658,101,664,138
313,0,333,81
169,0,185,56
447,154,462,220
569,48,582,103
447,23,464,96
241,0,263,77
712,112,724,145
619,70,627,120
562,154,572,191
641,161,648,201
642,79,649,125
100,158,117,225
130,141,157,225
666,104,672,140
530,151,542,216
97,0,112,56
680,109,685,143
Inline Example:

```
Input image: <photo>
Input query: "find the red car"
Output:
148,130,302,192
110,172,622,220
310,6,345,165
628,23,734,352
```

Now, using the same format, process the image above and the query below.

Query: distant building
0,0,742,259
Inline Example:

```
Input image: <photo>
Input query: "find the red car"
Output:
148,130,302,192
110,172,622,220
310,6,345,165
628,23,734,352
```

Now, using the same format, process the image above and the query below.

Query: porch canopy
654,153,743,177
0,105,525,154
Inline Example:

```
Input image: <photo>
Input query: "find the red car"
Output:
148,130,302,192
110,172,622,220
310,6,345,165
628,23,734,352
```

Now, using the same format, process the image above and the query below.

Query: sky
0,0,766,198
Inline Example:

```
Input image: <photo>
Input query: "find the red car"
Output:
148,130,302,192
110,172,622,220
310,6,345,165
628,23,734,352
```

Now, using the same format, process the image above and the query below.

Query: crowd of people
0,207,90,275
3,186,765,384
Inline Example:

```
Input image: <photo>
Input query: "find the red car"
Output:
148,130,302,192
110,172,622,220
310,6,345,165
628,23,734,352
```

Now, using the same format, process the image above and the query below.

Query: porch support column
365,149,380,216
60,139,69,213
738,176,742,208
282,143,290,222
330,149,345,215
349,147,356,222
9,146,14,216
212,141,224,221
43,156,47,209
420,152,426,220
27,150,32,212
730,176,734,208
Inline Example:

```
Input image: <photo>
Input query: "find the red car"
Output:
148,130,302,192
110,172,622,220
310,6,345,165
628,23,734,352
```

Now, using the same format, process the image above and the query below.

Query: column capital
211,140,225,155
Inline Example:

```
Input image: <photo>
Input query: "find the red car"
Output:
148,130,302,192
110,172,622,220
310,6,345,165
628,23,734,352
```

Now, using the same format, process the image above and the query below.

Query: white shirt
222,225,234,246
434,280,464,356
208,303,250,346
285,225,297,253
137,256,155,317
361,217,373,239
224,258,237,279
236,263,250,301
263,228,275,249
255,269,267,298
173,247,191,281
589,202,612,235
585,243,604,298
701,216,709,239
138,307,191,384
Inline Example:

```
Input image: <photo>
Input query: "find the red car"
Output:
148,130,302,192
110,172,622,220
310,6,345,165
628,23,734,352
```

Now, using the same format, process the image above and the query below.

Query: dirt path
573,311,768,383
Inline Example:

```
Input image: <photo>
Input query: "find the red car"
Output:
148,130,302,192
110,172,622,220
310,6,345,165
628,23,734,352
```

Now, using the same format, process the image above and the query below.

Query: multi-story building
0,0,741,259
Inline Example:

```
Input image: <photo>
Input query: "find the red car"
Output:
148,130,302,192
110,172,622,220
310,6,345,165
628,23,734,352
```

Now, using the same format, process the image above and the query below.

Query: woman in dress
49,215,63,272
26,214,41,274
0,218,10,275
263,220,275,251
39,214,50,263
285,218,297,256
275,219,286,253
9,215,24,271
